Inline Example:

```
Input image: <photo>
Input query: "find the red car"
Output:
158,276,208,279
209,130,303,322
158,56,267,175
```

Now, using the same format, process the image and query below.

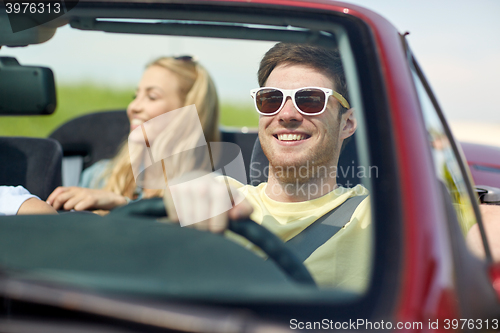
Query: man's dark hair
257,43,350,116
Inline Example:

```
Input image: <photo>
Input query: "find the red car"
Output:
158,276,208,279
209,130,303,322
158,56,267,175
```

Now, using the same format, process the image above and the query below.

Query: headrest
249,136,269,186
0,137,62,200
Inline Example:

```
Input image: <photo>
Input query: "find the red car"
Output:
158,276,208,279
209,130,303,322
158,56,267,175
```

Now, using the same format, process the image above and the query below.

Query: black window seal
401,35,493,264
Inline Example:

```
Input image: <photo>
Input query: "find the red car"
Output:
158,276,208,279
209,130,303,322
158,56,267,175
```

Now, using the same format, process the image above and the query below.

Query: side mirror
476,186,500,205
0,57,56,115
475,185,500,299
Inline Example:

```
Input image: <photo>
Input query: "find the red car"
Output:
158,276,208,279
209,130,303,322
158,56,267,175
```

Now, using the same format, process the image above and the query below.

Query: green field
0,83,259,137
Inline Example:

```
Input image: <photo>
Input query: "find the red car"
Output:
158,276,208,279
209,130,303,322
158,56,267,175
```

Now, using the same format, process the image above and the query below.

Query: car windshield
0,5,379,323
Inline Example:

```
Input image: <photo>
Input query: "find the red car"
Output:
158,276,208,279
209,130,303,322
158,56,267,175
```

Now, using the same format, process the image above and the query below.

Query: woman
47,56,220,212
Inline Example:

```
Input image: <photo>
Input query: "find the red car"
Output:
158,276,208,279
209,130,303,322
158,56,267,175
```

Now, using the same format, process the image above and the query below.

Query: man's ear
340,108,357,140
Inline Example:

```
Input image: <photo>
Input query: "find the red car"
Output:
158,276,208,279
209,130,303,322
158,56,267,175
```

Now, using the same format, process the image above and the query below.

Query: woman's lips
130,118,145,131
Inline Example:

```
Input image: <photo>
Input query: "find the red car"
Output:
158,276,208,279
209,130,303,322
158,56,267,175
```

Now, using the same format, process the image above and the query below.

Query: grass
0,83,259,137
220,102,259,129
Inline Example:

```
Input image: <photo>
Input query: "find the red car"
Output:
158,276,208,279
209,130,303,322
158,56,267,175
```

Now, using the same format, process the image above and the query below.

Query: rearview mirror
0,56,56,115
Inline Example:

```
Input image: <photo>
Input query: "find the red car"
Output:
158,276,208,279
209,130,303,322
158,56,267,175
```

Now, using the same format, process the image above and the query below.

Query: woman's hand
46,186,128,211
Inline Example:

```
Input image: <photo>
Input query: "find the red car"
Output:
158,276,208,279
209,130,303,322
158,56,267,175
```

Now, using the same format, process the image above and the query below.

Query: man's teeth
277,134,306,141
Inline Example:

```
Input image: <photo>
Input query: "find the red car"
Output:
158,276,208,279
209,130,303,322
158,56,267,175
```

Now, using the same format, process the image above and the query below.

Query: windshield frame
0,0,404,326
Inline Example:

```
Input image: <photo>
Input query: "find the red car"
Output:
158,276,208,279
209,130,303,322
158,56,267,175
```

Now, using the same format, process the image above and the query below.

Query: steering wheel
110,198,316,286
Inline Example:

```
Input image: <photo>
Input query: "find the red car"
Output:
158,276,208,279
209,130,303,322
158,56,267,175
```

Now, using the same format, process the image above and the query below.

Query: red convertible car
461,142,500,189
0,0,499,332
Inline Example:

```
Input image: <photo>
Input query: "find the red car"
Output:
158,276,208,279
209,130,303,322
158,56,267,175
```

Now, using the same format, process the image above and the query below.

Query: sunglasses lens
295,88,326,114
256,89,283,114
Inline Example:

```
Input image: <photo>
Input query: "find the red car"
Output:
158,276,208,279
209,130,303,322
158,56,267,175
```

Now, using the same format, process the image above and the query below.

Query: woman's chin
128,127,146,143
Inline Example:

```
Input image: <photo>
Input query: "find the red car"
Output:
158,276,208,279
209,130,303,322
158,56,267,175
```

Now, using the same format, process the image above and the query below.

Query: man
165,43,371,292
467,205,500,262
0,185,57,215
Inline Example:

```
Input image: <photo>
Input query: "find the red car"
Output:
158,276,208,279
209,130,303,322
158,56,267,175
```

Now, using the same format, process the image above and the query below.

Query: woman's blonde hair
101,57,220,199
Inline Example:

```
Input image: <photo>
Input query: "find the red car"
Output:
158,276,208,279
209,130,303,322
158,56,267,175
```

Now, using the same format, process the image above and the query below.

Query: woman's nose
128,96,143,113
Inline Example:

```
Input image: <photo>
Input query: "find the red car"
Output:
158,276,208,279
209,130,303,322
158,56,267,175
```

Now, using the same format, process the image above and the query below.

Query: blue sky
2,0,499,123
345,0,500,123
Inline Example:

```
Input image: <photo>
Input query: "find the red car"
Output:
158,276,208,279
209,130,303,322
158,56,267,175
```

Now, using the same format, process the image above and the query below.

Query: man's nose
278,97,303,122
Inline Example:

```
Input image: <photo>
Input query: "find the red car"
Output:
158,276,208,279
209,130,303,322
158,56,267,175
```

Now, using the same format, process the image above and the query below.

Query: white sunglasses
250,86,350,116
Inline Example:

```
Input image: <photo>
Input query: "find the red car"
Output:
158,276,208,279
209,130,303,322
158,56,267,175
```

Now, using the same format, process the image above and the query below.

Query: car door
408,39,500,323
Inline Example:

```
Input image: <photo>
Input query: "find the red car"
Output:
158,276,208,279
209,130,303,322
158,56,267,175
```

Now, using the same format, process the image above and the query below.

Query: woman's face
127,65,184,132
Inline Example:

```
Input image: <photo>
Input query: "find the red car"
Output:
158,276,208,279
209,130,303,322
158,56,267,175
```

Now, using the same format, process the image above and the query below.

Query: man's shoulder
335,185,371,221
215,175,264,192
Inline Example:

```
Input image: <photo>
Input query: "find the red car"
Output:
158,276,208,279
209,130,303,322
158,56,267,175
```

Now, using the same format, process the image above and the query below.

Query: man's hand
163,172,253,233
46,186,128,211
467,204,500,261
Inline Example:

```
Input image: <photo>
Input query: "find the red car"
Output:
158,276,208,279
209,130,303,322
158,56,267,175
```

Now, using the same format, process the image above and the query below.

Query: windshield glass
0,14,375,313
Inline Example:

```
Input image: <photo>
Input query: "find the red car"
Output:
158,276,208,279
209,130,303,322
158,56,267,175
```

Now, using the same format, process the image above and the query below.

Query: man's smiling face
259,63,352,183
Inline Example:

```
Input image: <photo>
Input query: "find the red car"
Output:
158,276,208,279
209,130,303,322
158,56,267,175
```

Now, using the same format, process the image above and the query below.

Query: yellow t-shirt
226,178,372,293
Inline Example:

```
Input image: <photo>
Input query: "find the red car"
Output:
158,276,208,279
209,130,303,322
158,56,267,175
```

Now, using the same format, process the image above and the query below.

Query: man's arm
467,205,500,261
0,185,57,215
18,197,57,215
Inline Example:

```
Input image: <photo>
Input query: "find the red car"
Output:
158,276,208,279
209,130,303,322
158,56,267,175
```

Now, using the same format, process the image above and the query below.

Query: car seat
49,110,130,170
0,137,62,200
220,129,258,182
49,110,130,186
50,110,260,186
